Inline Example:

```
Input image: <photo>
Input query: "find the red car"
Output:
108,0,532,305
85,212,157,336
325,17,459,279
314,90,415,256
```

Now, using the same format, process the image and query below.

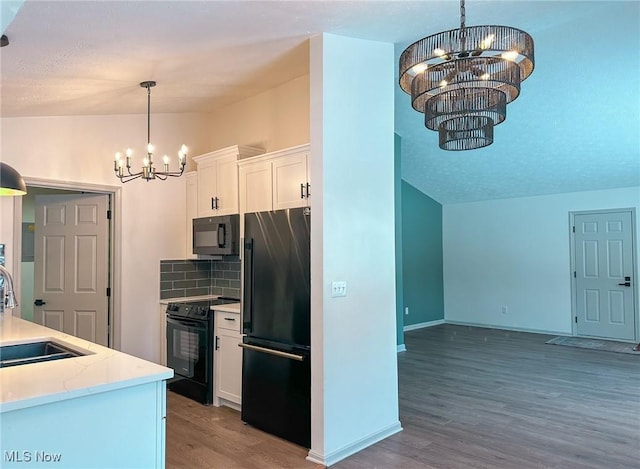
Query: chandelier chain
460,0,466,30
146,84,151,147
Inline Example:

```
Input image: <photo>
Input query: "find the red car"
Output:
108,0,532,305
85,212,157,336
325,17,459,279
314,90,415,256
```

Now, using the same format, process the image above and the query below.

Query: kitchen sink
0,340,87,368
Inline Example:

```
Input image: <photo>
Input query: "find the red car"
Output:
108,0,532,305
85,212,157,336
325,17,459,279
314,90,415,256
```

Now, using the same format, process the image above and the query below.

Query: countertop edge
0,315,173,413
0,369,173,414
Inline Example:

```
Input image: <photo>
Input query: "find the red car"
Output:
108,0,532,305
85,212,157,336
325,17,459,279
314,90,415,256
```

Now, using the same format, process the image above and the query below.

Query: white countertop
0,315,173,413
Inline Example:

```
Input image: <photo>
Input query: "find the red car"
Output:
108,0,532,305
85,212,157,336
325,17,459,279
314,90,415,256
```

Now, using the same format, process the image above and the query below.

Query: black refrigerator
241,207,311,448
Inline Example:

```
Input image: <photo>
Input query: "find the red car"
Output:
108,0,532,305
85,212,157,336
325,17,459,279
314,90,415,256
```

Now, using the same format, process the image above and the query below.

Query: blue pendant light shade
0,162,27,196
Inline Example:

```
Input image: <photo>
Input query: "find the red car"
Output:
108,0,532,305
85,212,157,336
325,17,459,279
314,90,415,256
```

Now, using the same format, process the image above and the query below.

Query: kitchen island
0,314,173,468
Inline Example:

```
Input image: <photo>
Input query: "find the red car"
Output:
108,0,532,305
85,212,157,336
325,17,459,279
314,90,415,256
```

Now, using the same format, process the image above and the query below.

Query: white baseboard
306,421,402,467
396,344,406,353
444,319,567,336
403,319,445,332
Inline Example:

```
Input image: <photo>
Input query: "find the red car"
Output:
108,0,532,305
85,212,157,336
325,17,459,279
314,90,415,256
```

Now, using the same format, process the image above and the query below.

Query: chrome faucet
0,264,18,309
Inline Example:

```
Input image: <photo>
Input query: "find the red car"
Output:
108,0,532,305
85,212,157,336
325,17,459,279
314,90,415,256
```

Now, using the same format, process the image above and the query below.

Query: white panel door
34,194,109,345
574,211,635,341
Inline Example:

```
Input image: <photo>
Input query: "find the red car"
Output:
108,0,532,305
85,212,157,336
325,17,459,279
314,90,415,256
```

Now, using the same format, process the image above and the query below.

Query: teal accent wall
394,134,404,347
401,181,444,326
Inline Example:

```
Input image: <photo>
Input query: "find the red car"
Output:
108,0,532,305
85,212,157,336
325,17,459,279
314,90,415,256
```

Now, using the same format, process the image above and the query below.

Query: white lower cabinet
213,310,242,409
2,380,168,468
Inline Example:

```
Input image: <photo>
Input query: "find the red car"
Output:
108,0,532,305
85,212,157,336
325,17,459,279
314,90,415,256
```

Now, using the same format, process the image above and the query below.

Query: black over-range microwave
193,214,239,256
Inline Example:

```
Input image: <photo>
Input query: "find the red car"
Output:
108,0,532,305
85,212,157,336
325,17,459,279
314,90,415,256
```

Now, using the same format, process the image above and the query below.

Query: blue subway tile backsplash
159,257,241,300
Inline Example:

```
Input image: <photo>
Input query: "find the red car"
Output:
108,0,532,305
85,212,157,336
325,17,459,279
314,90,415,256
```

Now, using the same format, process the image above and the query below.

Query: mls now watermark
4,450,63,463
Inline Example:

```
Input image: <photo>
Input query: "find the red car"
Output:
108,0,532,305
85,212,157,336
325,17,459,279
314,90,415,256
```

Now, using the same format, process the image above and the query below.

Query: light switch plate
331,281,347,298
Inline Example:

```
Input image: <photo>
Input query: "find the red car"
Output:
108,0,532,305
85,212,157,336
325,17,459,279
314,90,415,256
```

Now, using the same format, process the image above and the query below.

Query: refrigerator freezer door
241,337,310,447
243,208,310,347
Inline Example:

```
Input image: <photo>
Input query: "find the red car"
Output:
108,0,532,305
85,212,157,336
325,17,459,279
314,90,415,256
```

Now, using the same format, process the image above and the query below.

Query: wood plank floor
166,324,640,468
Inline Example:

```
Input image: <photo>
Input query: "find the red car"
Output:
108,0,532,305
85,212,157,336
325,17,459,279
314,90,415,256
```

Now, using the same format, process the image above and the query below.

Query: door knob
34,299,46,306
618,282,631,287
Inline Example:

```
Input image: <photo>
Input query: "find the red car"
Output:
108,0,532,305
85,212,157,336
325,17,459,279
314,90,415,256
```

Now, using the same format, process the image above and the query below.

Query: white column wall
1,113,209,361
308,33,401,466
443,187,640,337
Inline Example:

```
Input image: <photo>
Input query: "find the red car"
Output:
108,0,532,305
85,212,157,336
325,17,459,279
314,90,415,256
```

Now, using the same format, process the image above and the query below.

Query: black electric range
165,297,239,404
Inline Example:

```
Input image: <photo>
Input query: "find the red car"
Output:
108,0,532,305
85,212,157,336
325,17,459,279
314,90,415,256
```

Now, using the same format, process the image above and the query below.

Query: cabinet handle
211,197,215,210
306,183,311,198
300,183,305,199
224,317,236,321
215,336,220,350
215,197,220,210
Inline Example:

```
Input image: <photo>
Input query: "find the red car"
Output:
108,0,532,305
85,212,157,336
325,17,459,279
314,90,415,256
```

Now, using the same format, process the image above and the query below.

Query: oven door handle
166,317,208,329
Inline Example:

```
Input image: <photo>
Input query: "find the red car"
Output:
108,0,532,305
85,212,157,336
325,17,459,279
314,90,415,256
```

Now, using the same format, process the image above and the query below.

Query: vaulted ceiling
2,1,638,203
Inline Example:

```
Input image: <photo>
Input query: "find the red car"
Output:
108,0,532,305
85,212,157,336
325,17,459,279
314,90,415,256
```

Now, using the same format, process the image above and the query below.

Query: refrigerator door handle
242,238,254,333
238,343,306,362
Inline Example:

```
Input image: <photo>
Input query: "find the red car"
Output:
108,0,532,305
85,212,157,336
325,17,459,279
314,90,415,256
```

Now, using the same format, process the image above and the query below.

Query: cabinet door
215,155,239,215
216,329,243,405
272,153,310,209
196,160,218,217
159,304,167,366
185,172,198,259
239,160,273,214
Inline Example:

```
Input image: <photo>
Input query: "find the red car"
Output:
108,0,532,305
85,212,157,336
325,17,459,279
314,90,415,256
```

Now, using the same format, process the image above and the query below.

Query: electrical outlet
331,281,347,298
501,306,508,314
405,307,409,315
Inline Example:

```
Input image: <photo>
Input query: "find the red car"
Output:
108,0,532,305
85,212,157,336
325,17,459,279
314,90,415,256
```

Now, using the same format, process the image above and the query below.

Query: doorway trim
569,207,638,342
12,177,123,350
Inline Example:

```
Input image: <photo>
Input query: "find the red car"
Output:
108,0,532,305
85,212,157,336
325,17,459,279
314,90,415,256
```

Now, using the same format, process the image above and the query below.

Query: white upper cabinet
239,159,273,214
193,145,264,217
272,152,310,209
238,144,310,214
185,171,198,258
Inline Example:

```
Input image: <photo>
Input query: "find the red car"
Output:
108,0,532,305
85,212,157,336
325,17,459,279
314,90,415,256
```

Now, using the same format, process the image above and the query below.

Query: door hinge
575,316,578,324
574,271,576,278
107,210,112,220
572,226,575,233
106,287,111,297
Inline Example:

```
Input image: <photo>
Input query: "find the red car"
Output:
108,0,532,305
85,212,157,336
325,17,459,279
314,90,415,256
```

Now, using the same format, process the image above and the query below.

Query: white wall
1,112,210,361
207,74,310,154
308,33,400,466
443,187,640,336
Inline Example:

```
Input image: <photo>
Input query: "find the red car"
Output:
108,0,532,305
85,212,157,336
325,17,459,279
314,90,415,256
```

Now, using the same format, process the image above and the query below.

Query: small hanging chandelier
399,0,534,150
114,81,187,182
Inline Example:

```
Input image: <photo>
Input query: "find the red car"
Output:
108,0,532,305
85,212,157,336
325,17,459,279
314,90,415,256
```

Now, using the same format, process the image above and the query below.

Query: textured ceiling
2,1,639,203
